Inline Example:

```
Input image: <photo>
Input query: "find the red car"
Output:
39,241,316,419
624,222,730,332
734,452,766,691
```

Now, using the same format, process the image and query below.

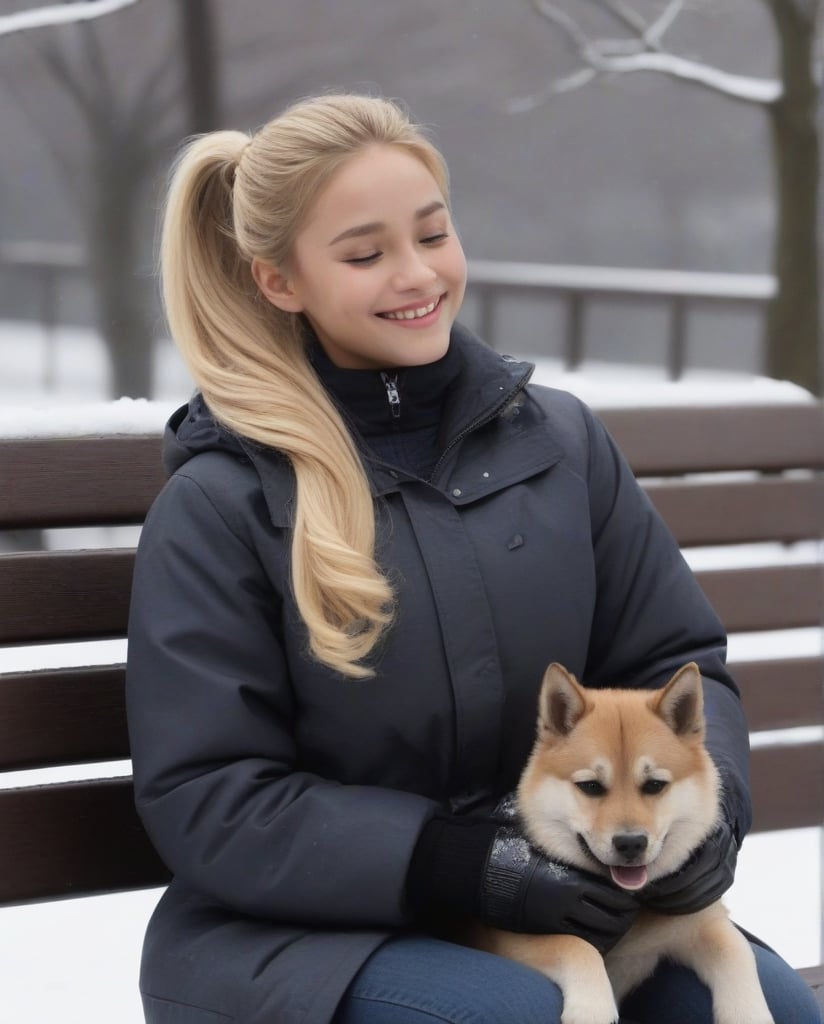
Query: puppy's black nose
612,832,648,861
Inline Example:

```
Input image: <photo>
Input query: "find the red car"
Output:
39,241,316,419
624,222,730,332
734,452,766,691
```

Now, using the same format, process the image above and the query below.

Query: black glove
640,820,738,915
481,824,640,952
407,816,638,954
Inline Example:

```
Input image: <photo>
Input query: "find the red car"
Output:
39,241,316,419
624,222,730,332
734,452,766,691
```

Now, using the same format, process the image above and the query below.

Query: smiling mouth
576,833,650,891
378,296,442,321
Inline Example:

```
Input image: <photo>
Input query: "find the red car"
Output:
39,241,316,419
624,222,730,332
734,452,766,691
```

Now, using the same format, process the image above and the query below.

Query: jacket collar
363,324,566,499
439,323,533,438
163,323,565,522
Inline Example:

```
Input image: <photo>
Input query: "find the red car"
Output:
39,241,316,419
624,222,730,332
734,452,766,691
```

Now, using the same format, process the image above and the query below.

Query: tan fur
473,663,774,1024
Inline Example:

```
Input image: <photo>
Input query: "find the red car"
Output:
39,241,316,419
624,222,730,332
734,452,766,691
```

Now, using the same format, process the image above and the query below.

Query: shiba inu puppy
474,662,773,1024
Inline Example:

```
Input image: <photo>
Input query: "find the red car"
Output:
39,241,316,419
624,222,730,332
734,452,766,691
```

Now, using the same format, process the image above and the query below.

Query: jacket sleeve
126,470,437,925
579,405,753,841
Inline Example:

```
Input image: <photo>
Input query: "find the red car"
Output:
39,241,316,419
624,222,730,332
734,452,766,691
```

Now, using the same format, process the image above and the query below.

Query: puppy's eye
575,780,607,797
641,779,668,796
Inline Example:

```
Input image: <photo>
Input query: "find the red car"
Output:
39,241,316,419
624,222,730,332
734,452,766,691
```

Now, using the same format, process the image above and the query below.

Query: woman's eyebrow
328,200,446,246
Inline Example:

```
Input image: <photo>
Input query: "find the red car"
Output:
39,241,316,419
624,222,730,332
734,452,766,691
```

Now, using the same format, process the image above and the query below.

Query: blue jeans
332,934,822,1024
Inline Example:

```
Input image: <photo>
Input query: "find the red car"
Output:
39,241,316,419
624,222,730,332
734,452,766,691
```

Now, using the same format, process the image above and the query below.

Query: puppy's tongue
610,865,648,890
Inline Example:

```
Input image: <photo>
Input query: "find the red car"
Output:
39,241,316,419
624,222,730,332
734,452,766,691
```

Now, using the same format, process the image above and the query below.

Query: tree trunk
87,142,154,399
764,1,822,395
83,0,222,398
179,0,220,132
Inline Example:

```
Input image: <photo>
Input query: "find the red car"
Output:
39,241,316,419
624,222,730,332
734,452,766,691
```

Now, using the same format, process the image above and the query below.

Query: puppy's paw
714,997,774,1024
560,986,619,1024
715,1015,774,1024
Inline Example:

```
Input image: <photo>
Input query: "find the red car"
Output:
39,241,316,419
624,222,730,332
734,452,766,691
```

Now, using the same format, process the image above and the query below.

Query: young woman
126,93,819,1024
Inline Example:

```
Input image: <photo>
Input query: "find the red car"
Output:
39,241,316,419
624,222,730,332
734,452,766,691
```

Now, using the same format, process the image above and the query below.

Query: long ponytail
159,95,449,678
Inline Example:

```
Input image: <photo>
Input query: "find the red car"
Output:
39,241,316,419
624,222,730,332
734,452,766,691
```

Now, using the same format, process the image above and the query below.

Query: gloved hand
640,819,738,915
479,824,640,953
407,815,638,954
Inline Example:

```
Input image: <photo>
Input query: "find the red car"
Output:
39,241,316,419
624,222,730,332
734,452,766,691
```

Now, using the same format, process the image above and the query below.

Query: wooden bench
1,402,822,1010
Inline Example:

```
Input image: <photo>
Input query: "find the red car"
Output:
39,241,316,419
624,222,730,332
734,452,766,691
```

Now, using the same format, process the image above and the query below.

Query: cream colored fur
472,663,773,1024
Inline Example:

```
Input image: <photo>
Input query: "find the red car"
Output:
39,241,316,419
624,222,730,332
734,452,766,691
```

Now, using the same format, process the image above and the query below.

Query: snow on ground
0,323,821,1021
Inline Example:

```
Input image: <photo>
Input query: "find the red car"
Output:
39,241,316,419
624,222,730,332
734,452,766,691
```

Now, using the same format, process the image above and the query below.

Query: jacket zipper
429,369,532,482
380,372,401,419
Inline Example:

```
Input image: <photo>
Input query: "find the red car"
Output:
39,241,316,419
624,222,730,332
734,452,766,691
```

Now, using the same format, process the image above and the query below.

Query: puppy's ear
654,662,705,737
538,663,588,738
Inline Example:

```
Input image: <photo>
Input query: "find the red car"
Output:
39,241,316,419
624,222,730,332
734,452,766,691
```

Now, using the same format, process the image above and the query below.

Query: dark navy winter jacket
126,324,751,1024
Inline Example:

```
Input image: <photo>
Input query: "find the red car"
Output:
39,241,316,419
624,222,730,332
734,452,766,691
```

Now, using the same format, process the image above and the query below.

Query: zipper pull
381,372,401,419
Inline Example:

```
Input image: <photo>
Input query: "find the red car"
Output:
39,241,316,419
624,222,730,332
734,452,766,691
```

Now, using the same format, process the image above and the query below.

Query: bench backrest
598,405,824,837
1,403,822,905
0,437,170,903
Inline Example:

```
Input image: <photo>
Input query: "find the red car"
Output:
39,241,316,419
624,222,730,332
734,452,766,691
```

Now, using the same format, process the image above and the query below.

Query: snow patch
529,357,815,407
0,397,178,439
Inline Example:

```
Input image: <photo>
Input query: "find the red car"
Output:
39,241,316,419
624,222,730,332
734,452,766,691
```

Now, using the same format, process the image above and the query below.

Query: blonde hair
160,94,450,678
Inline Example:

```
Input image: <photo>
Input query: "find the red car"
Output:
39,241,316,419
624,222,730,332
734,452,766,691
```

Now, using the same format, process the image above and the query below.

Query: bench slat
600,404,824,476
0,778,170,904
1,552,818,646
730,657,824,732
0,549,134,643
694,564,824,633
646,476,824,547
749,740,824,832
0,666,129,770
0,436,166,529
3,735,816,905
1,657,819,771
2,409,821,522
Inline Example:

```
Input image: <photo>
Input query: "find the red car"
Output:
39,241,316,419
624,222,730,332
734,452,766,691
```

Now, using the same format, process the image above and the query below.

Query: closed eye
345,252,381,266
641,779,669,796
345,233,447,265
575,779,607,797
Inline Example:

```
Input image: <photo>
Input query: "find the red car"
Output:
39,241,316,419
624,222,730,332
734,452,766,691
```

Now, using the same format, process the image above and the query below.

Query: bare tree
3,0,220,397
516,0,823,395
20,17,176,397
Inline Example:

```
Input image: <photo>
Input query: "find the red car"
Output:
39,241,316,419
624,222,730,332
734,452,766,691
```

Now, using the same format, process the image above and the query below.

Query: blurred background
1,0,821,403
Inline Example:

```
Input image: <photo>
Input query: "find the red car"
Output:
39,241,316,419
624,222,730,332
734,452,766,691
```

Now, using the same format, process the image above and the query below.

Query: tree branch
0,0,140,38
646,0,685,47
587,0,687,50
581,0,658,43
584,49,781,103
516,0,783,111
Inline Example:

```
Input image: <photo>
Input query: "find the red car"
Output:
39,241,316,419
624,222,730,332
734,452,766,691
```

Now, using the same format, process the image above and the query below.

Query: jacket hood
162,323,535,477
163,392,246,476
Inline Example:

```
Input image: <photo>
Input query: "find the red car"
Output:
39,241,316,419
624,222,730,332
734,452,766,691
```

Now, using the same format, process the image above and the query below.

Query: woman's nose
391,250,438,290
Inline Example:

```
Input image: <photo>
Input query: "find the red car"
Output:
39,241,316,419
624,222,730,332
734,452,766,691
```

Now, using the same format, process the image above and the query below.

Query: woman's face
254,144,467,369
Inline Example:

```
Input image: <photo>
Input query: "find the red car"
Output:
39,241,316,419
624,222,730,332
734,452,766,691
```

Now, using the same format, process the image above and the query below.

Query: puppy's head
516,662,721,891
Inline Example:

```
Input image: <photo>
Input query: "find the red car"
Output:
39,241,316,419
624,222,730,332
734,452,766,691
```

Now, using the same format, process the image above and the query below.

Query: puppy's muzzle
612,832,648,864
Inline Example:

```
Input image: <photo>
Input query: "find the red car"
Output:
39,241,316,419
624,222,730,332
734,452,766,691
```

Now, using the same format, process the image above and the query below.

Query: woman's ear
251,257,304,313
